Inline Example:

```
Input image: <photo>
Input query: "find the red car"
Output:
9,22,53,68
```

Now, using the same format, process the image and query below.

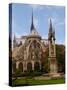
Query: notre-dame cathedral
12,14,58,76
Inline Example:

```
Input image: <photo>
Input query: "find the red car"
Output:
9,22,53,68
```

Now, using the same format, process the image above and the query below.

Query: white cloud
45,6,52,10
29,4,39,10
48,17,57,28
56,40,65,45
42,35,48,39
12,19,22,34
48,16,65,30
21,32,28,36
55,20,65,27
34,17,39,29
29,4,44,11
45,5,64,11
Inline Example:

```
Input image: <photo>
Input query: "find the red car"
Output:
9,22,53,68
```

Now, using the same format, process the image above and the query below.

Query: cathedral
12,14,58,76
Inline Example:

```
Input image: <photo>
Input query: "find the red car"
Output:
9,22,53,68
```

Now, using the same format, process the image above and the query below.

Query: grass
12,77,65,86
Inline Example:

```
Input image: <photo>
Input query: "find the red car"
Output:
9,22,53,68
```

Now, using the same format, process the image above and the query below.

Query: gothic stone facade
12,17,58,75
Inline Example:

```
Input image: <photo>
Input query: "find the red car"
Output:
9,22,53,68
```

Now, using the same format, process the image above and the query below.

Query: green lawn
12,77,65,86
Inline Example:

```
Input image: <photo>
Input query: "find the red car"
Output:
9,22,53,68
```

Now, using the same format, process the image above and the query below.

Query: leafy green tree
41,44,65,73
56,45,65,73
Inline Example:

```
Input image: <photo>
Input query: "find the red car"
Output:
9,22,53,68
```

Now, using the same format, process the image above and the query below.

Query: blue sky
12,3,65,44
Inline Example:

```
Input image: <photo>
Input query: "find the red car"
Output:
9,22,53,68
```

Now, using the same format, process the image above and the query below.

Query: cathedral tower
30,12,38,35
48,19,58,76
30,12,35,31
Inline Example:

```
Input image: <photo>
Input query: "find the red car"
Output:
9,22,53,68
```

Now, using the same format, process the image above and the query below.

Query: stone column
24,51,27,60
53,40,56,57
16,61,19,69
23,61,27,72
49,41,51,57
32,61,34,71
49,57,58,75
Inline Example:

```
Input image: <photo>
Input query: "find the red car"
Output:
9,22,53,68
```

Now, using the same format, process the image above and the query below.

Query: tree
41,44,65,73
56,44,65,73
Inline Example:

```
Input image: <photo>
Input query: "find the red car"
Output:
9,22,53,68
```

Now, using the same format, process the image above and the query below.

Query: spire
13,33,16,48
30,11,39,36
53,28,55,40
48,19,53,40
30,12,35,32
13,34,16,42
49,18,53,34
48,19,56,41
